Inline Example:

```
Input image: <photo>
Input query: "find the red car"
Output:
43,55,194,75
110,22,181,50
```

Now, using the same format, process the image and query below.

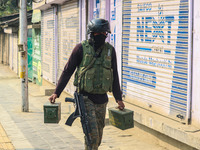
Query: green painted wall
32,28,42,86
28,29,33,80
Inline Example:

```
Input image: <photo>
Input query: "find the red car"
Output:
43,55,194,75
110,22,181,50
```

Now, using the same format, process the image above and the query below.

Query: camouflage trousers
84,97,107,150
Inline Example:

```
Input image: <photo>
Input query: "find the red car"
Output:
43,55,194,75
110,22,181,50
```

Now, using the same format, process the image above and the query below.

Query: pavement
0,64,196,150
0,123,15,150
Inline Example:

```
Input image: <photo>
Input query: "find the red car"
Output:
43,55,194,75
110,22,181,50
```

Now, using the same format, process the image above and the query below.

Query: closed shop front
122,0,192,122
9,33,18,74
111,0,123,81
58,0,79,95
32,9,42,86
92,0,106,19
32,28,42,86
0,33,9,65
27,29,33,80
41,8,55,84
110,0,116,47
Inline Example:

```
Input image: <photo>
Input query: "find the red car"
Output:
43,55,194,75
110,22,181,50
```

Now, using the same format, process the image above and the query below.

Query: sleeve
111,47,123,102
54,43,83,97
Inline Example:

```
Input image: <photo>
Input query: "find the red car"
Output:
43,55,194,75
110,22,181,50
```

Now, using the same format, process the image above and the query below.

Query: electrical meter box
43,102,61,123
108,107,134,130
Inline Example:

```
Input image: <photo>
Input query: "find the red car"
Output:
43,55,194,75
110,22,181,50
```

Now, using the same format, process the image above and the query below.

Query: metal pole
19,0,29,112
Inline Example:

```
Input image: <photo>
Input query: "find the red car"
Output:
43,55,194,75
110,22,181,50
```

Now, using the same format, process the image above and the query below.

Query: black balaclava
89,33,107,50
94,34,106,48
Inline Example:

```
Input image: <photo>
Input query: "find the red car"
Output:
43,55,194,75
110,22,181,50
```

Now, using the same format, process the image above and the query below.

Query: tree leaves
0,0,8,11
0,0,32,17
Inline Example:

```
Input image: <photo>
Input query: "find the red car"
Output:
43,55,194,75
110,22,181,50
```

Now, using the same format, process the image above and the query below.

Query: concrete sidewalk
0,64,197,150
0,65,16,150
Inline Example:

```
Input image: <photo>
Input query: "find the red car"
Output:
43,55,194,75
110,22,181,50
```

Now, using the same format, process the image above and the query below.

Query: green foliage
0,0,32,17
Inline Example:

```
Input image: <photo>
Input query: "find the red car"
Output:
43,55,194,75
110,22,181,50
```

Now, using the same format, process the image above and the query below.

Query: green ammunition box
43,102,61,123
108,107,134,130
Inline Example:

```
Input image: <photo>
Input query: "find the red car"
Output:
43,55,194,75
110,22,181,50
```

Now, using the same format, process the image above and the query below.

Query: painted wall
27,29,33,80
32,28,42,86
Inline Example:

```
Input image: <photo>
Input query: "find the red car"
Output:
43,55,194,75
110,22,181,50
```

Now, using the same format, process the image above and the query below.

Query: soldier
49,18,125,150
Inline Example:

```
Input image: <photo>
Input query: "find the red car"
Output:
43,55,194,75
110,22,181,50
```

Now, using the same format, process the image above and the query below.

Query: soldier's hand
117,100,125,110
49,94,57,104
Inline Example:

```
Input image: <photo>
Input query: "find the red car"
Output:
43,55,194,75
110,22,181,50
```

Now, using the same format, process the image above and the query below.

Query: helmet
87,18,111,34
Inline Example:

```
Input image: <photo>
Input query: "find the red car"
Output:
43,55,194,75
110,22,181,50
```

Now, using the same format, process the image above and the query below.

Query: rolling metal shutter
13,34,18,74
41,8,55,83
110,0,116,47
58,0,79,95
99,0,106,18
93,0,100,18
2,34,9,65
9,33,18,74
92,0,106,19
122,0,191,122
9,35,12,70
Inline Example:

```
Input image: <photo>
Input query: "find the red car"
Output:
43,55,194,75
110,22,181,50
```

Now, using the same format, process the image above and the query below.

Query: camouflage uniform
84,96,107,150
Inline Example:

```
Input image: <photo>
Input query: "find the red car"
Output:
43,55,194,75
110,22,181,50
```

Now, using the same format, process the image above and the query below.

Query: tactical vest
74,40,113,94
